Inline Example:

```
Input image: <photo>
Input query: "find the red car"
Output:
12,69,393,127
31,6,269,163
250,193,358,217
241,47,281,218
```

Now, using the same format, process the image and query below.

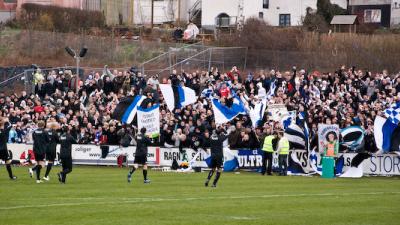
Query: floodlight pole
75,55,80,94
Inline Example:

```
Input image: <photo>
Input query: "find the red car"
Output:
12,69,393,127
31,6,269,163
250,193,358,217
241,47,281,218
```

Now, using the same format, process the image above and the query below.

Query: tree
317,0,347,24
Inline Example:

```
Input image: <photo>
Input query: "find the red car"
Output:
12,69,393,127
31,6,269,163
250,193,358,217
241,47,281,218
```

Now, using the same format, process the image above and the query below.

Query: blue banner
237,149,263,169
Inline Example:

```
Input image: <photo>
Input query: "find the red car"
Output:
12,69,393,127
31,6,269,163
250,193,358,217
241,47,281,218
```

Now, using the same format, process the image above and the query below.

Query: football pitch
0,166,399,225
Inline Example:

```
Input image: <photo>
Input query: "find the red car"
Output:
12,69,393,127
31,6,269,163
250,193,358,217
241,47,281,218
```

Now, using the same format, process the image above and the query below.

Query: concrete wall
0,10,15,23
391,1,400,27
201,0,239,28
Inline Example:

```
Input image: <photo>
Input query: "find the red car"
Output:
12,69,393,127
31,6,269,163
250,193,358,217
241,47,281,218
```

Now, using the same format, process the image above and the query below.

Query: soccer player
31,121,49,183
43,122,59,181
127,127,152,184
58,126,76,184
0,117,17,180
204,127,228,188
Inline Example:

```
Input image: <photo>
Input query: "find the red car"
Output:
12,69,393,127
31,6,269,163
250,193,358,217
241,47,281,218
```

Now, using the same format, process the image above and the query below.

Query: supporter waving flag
112,95,146,124
211,95,246,125
159,84,197,112
249,98,267,128
266,80,276,100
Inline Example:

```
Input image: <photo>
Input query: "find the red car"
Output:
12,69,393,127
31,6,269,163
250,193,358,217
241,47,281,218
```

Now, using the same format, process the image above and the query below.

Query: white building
200,0,317,29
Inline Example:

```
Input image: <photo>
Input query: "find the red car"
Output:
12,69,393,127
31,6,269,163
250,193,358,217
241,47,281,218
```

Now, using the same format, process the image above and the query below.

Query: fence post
244,47,248,71
208,48,213,72
168,50,172,74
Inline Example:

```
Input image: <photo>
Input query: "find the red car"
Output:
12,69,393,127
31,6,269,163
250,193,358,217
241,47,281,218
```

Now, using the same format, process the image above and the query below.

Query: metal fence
139,46,247,77
0,45,247,94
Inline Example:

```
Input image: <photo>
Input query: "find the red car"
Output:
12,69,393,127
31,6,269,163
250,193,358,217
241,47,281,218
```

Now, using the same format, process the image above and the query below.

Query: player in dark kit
43,123,59,181
204,127,228,188
127,127,152,184
30,121,49,183
57,126,77,184
0,117,17,180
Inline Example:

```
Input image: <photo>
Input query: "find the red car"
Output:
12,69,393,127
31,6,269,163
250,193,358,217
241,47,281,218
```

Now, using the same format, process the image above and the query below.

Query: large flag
284,124,306,150
384,102,400,124
340,126,365,151
249,99,267,128
374,116,399,152
297,111,309,150
112,95,145,124
211,95,246,125
159,84,197,112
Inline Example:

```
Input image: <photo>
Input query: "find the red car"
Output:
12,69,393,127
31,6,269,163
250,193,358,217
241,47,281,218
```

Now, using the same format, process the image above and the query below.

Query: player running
204,127,228,188
127,127,152,184
0,117,17,180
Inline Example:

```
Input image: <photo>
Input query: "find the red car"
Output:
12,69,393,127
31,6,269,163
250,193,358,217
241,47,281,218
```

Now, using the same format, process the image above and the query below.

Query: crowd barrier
5,144,400,176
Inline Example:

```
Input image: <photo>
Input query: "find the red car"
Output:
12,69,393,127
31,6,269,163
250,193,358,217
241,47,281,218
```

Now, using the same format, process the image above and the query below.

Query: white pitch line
1,192,399,210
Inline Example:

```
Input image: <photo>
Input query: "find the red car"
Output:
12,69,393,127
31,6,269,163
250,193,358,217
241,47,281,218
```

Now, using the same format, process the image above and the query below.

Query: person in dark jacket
0,117,17,180
30,120,49,183
43,122,59,181
204,127,228,188
127,127,152,184
57,126,77,184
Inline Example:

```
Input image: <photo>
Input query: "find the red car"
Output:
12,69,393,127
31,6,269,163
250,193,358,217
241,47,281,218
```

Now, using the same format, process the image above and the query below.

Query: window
364,9,381,23
215,13,231,27
279,14,291,26
259,12,264,19
263,0,269,9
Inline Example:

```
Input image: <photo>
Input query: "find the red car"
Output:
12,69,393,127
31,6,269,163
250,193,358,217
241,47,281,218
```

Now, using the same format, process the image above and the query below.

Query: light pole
65,46,88,94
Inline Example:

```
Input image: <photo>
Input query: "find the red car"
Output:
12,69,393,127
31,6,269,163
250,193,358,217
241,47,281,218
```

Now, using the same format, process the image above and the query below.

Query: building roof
331,15,358,25
0,0,17,11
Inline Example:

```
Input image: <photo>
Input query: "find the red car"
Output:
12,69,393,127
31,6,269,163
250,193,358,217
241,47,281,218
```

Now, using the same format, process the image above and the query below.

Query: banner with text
318,124,340,153
137,104,160,138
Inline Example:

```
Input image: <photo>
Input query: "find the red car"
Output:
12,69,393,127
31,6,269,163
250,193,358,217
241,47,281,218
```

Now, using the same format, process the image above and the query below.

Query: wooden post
178,0,181,25
151,0,154,28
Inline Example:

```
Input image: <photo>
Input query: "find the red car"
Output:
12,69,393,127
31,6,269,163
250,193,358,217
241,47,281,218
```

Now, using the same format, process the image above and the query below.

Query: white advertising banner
158,148,209,167
71,145,158,165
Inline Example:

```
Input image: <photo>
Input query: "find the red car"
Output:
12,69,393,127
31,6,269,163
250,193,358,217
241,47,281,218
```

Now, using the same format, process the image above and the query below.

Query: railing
188,0,201,21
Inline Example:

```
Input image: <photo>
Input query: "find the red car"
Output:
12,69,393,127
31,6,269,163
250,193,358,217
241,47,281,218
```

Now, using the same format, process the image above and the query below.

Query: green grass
0,166,399,225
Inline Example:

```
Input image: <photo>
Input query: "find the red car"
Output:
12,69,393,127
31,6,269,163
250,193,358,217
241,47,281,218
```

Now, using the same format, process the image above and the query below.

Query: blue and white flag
112,95,146,124
211,95,246,125
297,111,309,150
159,84,197,112
374,116,398,152
281,111,296,130
249,99,267,127
384,102,400,124
340,126,365,151
201,87,214,98
284,124,306,150
266,80,276,100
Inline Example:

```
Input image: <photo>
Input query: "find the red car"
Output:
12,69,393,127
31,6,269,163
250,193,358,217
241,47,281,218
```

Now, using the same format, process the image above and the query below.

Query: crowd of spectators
0,64,399,152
